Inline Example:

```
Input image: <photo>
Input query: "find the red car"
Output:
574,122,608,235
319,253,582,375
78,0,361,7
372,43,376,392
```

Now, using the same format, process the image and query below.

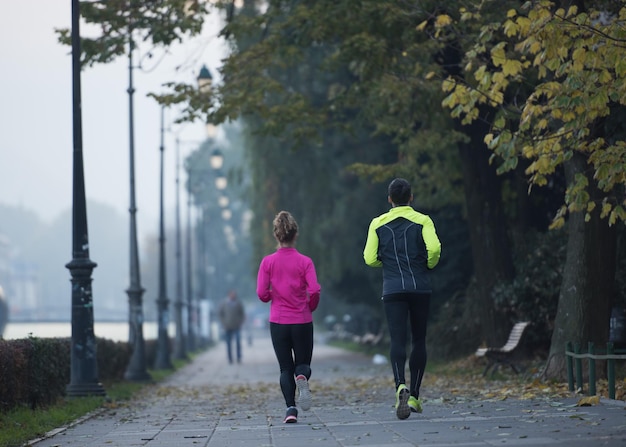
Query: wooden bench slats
475,322,530,376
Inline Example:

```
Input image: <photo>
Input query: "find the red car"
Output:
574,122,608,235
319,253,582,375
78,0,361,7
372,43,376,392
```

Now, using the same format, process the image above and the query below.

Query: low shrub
0,339,30,412
0,336,133,413
28,337,71,409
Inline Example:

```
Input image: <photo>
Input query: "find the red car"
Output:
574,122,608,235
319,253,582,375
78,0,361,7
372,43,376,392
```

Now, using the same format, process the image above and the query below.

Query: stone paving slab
28,333,626,447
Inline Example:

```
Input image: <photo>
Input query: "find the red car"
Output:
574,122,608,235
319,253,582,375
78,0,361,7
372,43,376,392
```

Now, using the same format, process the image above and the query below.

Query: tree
56,0,207,67
104,1,545,346
441,1,626,226
438,1,625,377
218,2,401,325
183,0,521,344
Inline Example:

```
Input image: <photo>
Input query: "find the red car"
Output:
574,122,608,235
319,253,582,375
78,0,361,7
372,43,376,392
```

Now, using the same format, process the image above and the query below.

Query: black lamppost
124,25,151,382
154,106,174,370
184,171,195,351
66,0,105,397
195,64,214,346
173,136,188,360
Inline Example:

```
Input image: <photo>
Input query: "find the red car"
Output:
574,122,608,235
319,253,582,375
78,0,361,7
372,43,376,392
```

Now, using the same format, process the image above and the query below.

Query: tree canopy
57,0,626,373
56,0,207,67
438,1,626,228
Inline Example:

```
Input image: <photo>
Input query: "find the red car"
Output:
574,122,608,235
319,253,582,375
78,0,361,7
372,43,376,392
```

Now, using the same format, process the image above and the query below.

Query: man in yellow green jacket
364,178,441,420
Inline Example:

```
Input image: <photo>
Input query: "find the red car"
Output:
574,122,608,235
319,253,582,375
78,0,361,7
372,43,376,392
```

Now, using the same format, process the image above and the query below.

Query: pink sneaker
284,406,298,423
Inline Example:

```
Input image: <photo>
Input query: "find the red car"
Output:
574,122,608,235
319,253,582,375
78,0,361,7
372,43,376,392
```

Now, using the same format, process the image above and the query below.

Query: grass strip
0,356,194,447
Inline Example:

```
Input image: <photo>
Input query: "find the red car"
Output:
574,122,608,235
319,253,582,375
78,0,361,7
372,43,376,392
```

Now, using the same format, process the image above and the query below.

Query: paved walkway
29,333,626,447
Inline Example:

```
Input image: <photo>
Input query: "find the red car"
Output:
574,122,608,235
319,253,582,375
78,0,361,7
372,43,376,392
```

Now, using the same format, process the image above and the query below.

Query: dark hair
388,178,412,205
273,210,298,244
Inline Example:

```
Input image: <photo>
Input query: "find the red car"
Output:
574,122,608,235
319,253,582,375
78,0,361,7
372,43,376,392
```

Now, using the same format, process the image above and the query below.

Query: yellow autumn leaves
421,2,626,227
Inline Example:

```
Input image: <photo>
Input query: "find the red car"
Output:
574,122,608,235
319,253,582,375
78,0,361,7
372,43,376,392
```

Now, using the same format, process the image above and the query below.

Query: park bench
475,322,530,376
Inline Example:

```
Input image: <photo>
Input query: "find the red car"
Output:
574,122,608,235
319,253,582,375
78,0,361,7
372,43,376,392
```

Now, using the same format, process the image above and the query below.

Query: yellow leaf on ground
577,395,600,406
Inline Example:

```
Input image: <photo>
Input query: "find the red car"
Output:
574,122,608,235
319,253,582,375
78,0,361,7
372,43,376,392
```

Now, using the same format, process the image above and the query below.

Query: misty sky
0,1,226,238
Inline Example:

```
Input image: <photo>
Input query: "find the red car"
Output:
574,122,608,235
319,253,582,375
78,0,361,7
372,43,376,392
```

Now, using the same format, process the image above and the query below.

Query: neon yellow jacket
363,206,441,295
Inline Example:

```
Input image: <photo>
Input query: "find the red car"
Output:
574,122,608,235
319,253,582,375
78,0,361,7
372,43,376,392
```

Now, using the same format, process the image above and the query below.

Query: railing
565,341,626,399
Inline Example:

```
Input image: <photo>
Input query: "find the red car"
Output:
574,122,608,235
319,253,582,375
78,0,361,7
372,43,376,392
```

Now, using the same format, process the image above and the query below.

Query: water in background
2,302,212,342
3,321,170,342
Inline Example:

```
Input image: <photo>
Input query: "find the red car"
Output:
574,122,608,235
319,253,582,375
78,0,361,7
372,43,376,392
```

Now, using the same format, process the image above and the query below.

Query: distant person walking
218,290,245,364
256,211,321,424
363,178,441,420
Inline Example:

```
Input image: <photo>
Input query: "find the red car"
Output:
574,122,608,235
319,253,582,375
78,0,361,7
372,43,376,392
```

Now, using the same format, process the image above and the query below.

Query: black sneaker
284,406,298,423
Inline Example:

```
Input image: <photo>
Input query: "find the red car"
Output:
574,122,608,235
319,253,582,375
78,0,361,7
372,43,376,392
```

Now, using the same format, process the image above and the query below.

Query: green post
566,341,574,392
574,342,583,393
588,342,596,396
607,342,615,400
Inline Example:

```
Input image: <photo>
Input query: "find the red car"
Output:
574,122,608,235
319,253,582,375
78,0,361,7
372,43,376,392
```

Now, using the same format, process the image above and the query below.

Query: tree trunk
543,153,617,380
458,118,515,345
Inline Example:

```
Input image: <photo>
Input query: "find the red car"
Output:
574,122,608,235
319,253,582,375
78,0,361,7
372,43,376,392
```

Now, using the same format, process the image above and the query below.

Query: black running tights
269,322,313,407
383,293,430,398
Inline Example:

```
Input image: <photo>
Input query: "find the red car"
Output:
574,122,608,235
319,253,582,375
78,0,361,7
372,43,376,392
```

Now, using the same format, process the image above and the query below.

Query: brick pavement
29,332,626,447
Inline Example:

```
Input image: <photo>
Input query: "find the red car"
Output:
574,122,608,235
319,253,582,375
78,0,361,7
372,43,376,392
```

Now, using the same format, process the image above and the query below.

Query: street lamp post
197,204,208,344
154,106,174,370
185,178,195,351
173,136,188,360
194,65,215,346
123,26,151,382
66,0,105,397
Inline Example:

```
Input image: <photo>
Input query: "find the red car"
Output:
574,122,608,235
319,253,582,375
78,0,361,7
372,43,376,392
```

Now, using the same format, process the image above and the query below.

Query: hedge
0,336,136,412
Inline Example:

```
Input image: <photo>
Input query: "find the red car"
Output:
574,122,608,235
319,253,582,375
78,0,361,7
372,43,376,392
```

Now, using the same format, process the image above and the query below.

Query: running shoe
408,396,423,413
284,406,298,423
295,374,312,411
395,384,411,420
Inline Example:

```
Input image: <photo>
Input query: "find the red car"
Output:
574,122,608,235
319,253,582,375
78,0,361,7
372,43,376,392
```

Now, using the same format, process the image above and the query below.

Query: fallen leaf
577,395,600,406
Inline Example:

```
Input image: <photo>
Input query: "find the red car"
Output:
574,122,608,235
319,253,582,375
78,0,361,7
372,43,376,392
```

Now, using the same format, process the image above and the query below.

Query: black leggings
269,322,313,407
383,293,430,398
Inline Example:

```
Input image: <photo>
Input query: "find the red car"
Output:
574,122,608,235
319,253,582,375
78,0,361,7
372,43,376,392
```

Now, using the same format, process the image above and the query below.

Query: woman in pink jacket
256,210,321,424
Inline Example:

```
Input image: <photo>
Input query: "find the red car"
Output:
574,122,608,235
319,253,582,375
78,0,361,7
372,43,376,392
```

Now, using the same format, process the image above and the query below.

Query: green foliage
166,0,470,211
0,339,30,412
0,337,133,413
0,338,71,411
491,228,567,351
428,291,482,360
27,338,71,409
55,0,208,67
0,340,194,447
70,0,566,347
198,1,484,327
0,395,105,447
429,227,567,359
184,130,256,301
428,206,473,317
439,1,626,227
96,338,132,382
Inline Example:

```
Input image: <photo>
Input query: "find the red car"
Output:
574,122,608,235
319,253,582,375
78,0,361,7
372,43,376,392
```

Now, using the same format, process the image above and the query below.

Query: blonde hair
273,210,298,245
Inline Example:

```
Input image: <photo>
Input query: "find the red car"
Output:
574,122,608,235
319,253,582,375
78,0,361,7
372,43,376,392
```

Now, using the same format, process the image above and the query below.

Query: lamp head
210,148,224,170
197,64,213,91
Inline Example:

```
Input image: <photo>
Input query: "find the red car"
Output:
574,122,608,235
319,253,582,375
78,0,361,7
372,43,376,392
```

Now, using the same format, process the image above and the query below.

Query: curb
24,407,108,446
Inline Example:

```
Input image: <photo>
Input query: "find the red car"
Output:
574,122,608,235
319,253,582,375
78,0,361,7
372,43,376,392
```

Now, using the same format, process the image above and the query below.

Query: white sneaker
295,374,312,410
